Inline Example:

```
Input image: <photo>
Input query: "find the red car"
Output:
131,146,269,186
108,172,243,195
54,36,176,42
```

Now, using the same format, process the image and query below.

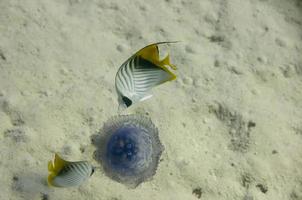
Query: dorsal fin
133,42,178,81
52,153,68,173
134,41,178,62
135,43,159,62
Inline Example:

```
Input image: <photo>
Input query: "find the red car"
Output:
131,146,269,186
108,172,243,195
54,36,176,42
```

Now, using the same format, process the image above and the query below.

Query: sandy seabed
0,0,302,199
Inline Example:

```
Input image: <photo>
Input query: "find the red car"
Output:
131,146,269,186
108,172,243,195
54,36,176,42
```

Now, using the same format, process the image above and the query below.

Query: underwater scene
0,0,301,199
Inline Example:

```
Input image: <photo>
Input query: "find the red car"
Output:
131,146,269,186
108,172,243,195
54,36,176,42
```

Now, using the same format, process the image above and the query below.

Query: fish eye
122,96,132,107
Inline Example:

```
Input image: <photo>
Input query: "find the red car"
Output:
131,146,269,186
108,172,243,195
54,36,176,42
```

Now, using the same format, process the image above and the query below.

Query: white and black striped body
52,161,94,187
115,56,172,108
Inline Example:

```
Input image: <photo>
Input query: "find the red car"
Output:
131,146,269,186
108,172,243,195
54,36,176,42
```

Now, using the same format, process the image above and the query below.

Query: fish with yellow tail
47,153,95,187
115,42,178,110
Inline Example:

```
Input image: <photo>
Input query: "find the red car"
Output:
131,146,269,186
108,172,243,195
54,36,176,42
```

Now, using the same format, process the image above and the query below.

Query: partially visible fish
115,42,178,110
47,153,94,187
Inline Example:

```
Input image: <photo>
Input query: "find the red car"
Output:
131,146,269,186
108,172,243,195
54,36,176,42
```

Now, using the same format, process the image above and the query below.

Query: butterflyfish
47,153,95,187
115,42,178,110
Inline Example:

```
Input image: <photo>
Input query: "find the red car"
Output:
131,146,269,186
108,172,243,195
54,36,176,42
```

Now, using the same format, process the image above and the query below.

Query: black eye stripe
122,96,132,107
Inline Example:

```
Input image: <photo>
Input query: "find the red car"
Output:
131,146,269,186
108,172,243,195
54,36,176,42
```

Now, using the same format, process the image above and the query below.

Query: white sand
0,0,302,199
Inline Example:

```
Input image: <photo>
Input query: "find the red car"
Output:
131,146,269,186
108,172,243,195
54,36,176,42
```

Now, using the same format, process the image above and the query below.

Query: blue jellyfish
93,114,164,188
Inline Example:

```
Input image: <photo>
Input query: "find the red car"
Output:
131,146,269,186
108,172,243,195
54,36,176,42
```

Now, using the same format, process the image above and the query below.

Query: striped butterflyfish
47,153,95,187
115,42,178,109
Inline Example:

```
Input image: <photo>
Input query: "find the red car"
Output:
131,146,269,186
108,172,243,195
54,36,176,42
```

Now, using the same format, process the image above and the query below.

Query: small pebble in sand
280,65,295,78
116,44,125,52
256,183,268,193
185,45,195,54
41,193,49,200
275,37,287,47
13,176,19,181
0,90,5,96
251,88,259,95
209,35,225,43
20,90,30,96
214,59,220,67
0,50,6,60
248,121,256,129
182,76,193,85
228,65,243,75
193,78,202,87
202,118,208,124
39,90,51,97
79,146,86,153
272,150,278,154
257,56,268,64
192,187,202,199
60,68,69,75
204,12,218,24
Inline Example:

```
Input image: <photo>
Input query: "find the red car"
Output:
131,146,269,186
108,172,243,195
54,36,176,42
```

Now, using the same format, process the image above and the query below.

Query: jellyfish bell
94,114,164,188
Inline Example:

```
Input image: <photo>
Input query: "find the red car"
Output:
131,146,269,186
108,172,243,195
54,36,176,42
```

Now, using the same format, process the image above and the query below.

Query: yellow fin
48,160,54,171
157,53,177,82
47,173,55,186
134,41,178,64
47,160,54,186
135,43,159,62
160,54,177,71
47,153,68,187
134,42,178,81
54,154,68,170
